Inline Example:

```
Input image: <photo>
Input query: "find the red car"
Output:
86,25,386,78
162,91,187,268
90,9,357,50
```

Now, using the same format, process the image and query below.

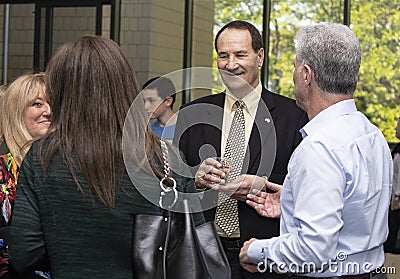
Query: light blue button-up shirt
248,99,393,277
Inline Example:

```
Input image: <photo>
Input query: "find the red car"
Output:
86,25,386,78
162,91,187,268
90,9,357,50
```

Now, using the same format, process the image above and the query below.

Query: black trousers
384,208,400,254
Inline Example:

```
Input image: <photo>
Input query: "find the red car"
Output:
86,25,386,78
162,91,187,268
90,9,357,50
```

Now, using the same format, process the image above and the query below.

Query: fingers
194,158,229,190
246,199,260,211
221,176,248,201
247,189,267,200
202,172,225,185
196,160,216,177
265,181,282,192
239,239,259,273
241,264,259,273
246,199,276,218
222,175,263,201
204,157,222,167
195,172,223,191
203,157,225,176
229,175,265,192
203,158,229,179
246,200,267,216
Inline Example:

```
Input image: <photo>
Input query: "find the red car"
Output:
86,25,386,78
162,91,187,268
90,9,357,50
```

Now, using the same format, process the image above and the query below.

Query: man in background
143,76,177,142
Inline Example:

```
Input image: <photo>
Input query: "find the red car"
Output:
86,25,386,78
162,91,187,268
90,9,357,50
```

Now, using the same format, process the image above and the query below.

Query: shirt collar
300,99,357,138
225,82,262,115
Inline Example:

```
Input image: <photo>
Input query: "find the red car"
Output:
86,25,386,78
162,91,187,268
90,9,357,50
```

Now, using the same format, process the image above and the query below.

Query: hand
391,195,400,210
194,157,228,190
246,180,282,218
220,175,266,201
239,238,258,273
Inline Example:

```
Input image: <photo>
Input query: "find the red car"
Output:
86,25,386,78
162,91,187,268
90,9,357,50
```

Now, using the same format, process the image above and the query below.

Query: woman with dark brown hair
8,35,202,278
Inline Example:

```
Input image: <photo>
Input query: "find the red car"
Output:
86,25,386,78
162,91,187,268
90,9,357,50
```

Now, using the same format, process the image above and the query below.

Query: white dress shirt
248,99,393,277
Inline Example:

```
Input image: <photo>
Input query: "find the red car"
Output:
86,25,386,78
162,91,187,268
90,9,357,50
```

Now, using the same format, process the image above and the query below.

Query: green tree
214,0,400,141
352,1,400,142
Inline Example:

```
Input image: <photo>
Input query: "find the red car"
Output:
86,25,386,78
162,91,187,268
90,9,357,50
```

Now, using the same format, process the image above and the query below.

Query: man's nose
225,56,238,71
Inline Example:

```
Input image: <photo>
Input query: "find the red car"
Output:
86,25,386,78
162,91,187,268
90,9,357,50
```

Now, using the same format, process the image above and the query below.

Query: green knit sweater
9,141,204,279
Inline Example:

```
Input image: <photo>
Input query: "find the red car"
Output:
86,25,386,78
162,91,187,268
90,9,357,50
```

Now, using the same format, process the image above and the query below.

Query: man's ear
257,48,264,68
303,64,313,86
164,96,174,107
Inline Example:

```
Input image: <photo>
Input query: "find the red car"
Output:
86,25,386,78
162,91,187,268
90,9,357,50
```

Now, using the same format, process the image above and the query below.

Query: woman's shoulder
22,140,42,163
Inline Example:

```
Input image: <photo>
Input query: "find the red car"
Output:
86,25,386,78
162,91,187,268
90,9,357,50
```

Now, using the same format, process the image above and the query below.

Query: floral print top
0,144,50,278
0,151,18,227
0,144,18,278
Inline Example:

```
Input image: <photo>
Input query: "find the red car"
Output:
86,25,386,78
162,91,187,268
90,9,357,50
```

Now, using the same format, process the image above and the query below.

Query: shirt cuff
248,239,271,264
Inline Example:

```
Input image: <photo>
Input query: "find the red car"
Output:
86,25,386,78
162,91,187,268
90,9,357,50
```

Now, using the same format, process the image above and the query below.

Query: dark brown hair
214,20,263,53
41,35,162,209
142,76,176,109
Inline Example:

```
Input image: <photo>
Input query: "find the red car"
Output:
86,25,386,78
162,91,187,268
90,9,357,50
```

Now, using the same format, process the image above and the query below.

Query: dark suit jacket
174,86,308,244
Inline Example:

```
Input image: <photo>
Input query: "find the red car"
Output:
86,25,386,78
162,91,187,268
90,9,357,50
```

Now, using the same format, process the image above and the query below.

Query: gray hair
294,22,361,95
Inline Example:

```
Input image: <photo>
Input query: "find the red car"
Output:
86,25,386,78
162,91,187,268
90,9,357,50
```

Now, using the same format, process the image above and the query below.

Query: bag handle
159,139,178,209
159,139,177,278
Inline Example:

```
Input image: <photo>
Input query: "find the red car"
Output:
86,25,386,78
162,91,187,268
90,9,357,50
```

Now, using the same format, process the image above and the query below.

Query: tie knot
234,100,245,110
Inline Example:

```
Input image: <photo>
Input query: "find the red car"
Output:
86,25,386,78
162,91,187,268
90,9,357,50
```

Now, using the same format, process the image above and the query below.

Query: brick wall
0,0,214,103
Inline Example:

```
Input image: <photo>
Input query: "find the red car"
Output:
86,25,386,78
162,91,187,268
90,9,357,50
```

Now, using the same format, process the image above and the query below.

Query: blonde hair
0,84,7,98
0,85,8,136
0,73,46,166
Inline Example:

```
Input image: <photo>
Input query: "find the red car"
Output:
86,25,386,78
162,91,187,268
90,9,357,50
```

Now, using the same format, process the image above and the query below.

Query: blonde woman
0,73,50,278
1,73,50,167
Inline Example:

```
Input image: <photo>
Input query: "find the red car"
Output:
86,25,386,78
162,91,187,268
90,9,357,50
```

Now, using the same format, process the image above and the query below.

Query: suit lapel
202,93,225,157
245,87,276,173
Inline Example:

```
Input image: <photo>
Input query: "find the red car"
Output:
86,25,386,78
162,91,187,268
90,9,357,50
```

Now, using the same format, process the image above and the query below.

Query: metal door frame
0,0,120,79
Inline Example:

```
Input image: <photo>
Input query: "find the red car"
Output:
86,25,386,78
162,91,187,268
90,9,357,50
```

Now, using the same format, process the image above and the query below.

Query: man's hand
194,158,227,190
246,181,282,218
220,174,266,201
239,238,258,273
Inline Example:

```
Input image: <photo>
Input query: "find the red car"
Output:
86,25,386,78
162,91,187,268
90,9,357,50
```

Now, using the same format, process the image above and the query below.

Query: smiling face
23,86,51,138
216,28,264,95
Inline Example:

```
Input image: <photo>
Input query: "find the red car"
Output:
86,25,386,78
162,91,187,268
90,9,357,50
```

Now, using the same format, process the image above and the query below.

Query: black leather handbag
133,201,231,279
132,140,231,279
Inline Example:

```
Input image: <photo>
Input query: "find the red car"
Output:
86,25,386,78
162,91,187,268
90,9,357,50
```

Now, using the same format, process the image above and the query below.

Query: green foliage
215,0,263,28
214,0,400,141
352,0,400,142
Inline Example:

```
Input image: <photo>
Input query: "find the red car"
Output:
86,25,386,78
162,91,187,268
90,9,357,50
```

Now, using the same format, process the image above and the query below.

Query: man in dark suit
173,20,308,279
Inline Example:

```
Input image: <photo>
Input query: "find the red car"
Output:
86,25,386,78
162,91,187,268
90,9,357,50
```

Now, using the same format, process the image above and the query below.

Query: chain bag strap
159,139,178,209
159,139,177,278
